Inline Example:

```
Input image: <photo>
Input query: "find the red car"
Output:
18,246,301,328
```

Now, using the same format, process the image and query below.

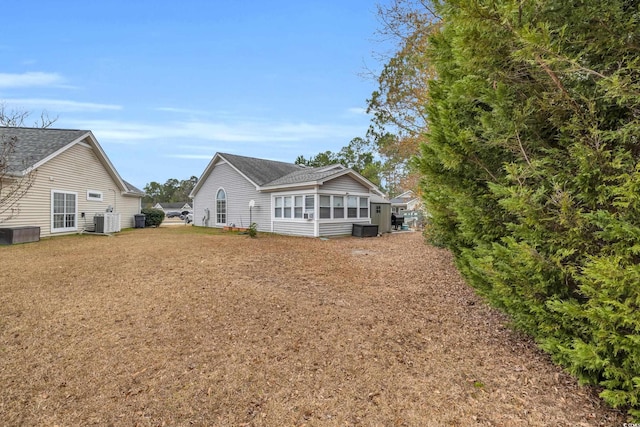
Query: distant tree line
142,176,198,207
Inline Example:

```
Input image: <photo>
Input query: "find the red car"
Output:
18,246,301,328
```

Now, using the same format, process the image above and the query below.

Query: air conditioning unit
303,212,314,220
94,213,121,233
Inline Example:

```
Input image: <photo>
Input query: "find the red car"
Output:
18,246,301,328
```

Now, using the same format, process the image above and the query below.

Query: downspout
110,188,117,212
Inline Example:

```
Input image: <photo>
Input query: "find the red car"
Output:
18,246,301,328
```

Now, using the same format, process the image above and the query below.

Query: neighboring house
390,190,421,215
0,127,144,238
189,152,385,237
153,202,192,213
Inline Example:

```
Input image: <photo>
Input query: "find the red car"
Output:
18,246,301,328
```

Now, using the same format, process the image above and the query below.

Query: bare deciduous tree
0,103,57,223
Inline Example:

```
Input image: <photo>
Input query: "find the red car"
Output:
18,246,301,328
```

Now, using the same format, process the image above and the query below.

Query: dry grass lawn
0,227,626,426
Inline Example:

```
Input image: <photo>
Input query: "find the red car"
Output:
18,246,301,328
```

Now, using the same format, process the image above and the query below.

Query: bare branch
0,103,57,223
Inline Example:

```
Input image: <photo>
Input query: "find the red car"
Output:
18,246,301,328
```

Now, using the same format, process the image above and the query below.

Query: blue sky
1,1,390,189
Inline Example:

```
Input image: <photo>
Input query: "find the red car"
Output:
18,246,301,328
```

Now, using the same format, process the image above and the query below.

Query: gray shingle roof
219,153,303,186
0,126,142,196
263,165,345,187
0,127,88,174
191,152,381,197
123,180,145,195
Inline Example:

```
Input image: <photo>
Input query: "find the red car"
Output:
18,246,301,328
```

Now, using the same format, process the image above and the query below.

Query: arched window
216,189,226,224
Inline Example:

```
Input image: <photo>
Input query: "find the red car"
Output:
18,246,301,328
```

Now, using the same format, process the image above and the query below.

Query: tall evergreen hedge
417,0,640,418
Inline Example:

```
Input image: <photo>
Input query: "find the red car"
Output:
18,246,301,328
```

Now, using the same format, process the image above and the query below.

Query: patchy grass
0,228,626,426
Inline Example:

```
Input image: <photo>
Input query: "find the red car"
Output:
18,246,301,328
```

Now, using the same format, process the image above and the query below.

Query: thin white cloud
70,118,363,145
0,72,63,88
154,107,208,115
166,154,217,159
4,98,121,112
347,107,367,115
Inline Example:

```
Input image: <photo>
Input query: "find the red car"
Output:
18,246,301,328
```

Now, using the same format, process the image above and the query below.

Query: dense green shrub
418,0,640,419
141,208,165,227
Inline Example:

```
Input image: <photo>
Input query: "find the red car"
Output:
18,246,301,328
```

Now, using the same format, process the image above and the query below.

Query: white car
180,211,193,223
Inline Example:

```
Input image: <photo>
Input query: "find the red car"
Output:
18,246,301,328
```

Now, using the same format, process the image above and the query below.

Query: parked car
180,211,193,223
166,211,182,218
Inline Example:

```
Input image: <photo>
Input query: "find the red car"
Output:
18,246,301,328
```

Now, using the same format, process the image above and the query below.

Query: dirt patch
0,228,626,426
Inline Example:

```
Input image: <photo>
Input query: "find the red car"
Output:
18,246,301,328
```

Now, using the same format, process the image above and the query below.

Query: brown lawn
0,227,626,426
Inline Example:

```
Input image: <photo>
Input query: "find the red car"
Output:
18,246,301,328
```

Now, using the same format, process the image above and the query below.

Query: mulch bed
0,227,627,426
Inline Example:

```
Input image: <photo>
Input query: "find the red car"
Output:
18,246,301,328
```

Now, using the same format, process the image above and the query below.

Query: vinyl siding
319,220,369,237
318,175,372,237
0,143,141,237
321,175,369,194
192,162,271,231
272,220,315,237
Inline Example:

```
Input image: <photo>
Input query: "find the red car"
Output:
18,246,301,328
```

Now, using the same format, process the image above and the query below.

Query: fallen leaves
0,228,627,426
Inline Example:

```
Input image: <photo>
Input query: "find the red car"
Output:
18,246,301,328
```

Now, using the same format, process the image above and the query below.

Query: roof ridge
0,126,88,132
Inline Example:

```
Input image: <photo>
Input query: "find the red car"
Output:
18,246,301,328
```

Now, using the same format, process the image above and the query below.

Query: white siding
192,162,271,231
272,221,315,237
321,175,369,193
319,220,369,237
1,143,141,237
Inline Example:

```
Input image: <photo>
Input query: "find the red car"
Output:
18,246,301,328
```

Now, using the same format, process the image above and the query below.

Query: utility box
352,223,378,237
0,226,40,245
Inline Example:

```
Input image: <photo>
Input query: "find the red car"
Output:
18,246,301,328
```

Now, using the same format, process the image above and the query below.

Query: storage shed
370,194,392,234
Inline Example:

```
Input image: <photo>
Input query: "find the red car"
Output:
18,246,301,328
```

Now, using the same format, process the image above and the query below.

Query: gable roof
218,152,303,186
0,127,88,175
190,152,384,197
390,190,418,204
0,126,141,196
154,202,191,210
123,180,145,196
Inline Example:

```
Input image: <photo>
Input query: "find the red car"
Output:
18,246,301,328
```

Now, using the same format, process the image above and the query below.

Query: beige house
0,127,144,239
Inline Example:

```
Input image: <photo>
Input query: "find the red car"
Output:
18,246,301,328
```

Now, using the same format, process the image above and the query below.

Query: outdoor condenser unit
93,213,121,233
94,214,105,233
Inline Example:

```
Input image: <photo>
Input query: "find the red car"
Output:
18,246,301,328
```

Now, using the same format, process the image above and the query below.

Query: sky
0,1,393,190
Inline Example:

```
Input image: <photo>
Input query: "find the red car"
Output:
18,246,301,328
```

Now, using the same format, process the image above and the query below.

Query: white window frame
359,196,369,218
215,188,227,225
51,190,78,233
316,193,370,220
333,195,345,219
86,190,103,202
273,193,316,221
283,196,292,218
304,195,315,217
319,195,331,219
294,195,303,219
274,196,283,218
271,193,371,221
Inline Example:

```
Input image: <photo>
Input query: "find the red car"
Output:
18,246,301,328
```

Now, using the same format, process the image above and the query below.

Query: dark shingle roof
219,153,303,186
0,127,88,174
